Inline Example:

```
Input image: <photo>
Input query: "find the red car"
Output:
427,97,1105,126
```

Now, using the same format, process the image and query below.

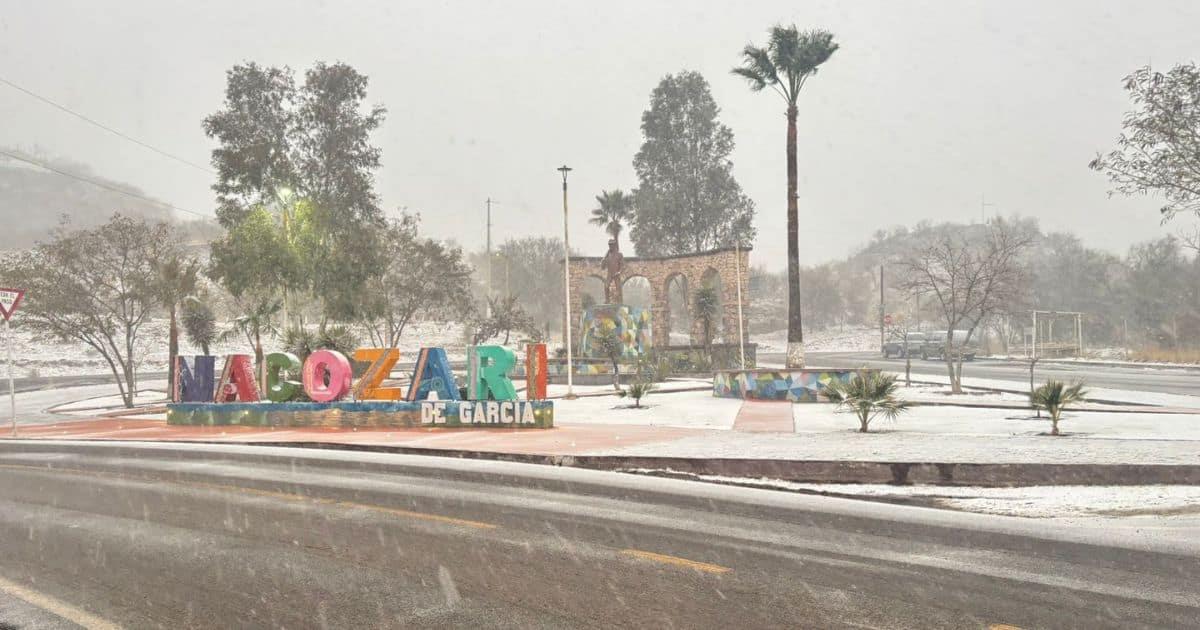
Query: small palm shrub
822,371,912,433
1030,380,1088,436
619,380,656,408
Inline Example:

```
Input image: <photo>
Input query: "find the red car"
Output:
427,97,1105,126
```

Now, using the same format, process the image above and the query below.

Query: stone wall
565,246,750,350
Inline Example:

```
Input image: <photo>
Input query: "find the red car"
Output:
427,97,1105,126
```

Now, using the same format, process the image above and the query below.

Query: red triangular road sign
0,288,24,321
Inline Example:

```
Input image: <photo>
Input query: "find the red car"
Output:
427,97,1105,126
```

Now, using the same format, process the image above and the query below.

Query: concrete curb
160,439,1200,487
993,357,1200,372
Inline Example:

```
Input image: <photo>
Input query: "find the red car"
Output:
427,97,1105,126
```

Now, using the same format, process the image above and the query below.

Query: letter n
174,356,215,402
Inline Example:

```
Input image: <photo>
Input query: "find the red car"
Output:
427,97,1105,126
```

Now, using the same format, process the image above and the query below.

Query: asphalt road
765,351,1200,397
0,441,1196,629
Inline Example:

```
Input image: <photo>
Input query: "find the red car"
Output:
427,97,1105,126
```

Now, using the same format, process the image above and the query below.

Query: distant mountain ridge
0,149,174,249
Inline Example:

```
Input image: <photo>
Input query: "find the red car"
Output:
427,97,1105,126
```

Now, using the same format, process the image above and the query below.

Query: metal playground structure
1023,310,1085,359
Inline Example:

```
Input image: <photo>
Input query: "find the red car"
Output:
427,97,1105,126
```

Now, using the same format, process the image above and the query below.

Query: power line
0,149,211,221
0,76,214,175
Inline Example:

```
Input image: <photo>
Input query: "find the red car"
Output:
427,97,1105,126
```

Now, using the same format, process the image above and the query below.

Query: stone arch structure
663,272,690,344
621,274,653,310
696,267,725,343
566,247,750,349
579,275,605,309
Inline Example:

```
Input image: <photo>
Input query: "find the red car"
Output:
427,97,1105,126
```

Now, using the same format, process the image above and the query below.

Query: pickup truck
882,332,926,358
919,330,977,361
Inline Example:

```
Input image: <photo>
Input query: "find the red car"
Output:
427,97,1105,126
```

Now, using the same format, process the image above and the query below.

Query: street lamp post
558,165,576,400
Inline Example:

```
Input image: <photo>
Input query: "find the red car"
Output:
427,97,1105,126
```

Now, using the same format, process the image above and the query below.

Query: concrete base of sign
713,368,875,403
167,400,553,429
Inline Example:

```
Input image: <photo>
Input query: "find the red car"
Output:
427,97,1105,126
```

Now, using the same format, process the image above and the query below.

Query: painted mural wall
578,304,652,359
712,368,870,402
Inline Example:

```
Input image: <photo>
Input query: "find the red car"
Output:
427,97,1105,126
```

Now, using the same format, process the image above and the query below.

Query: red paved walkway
14,417,708,455
732,401,795,433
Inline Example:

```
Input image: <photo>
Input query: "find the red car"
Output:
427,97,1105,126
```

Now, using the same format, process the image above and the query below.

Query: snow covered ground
553,388,741,430
52,389,168,415
702,477,1200,520
751,326,877,354
793,402,1200,440
910,371,1200,408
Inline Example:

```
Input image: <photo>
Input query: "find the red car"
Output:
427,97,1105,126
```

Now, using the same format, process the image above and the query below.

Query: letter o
302,350,353,402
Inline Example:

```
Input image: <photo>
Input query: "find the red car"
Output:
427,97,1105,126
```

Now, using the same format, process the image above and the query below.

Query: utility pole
879,265,885,352
557,166,576,400
980,194,996,225
485,198,497,316
734,241,746,369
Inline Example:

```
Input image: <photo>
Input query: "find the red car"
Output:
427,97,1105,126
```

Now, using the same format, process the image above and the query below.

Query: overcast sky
2,0,1198,268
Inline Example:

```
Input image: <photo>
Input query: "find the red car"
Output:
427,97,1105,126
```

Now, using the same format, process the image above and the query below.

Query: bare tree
359,215,473,348
901,220,1032,393
6,215,173,407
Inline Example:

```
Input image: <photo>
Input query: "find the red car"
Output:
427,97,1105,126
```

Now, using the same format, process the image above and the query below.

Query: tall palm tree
733,25,838,368
153,256,200,394
590,190,634,241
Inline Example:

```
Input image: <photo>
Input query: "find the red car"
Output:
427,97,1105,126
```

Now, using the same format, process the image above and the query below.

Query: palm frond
822,371,910,431
733,44,778,88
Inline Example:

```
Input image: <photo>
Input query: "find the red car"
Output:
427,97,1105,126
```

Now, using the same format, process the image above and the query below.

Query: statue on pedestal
600,238,624,304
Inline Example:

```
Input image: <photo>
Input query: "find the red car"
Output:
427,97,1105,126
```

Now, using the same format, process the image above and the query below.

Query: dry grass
1128,347,1200,364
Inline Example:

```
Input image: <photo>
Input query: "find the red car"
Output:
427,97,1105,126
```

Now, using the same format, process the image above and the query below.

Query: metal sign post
0,288,26,437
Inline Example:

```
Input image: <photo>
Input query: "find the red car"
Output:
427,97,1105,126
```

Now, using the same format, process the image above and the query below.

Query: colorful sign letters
171,344,551,428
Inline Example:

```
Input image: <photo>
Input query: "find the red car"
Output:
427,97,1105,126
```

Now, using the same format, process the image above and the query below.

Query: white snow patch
752,326,877,354
553,388,741,430
700,478,1200,519
52,390,168,414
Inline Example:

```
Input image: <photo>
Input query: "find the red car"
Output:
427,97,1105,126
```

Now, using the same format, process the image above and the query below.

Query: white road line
0,575,121,629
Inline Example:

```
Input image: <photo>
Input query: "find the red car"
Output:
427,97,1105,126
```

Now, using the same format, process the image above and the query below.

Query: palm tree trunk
168,302,179,396
254,331,265,392
785,104,804,368
1051,414,1060,436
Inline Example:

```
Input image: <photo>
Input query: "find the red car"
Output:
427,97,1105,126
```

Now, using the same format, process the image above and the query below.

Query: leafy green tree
203,63,297,220
1090,64,1200,221
6,215,170,407
152,254,200,394
734,25,839,368
692,286,721,351
1029,380,1088,436
203,61,387,321
360,215,474,348
822,371,911,433
590,190,634,241
181,295,217,355
631,71,755,256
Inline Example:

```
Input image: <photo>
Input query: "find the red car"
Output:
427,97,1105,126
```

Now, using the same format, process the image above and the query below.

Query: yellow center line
0,574,122,630
619,549,732,574
988,625,1024,630
0,462,496,530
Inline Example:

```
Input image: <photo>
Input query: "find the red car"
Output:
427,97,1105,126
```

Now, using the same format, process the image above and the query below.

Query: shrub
822,371,912,433
1029,380,1088,436
619,380,655,408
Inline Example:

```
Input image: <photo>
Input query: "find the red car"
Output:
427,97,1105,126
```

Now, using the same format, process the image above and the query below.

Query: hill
0,148,175,249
